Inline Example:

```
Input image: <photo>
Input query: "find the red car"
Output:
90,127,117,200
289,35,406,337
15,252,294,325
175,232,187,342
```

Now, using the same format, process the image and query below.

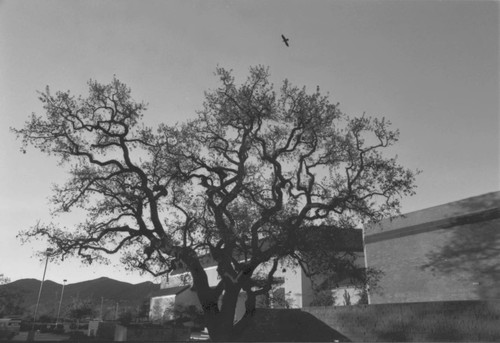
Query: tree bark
171,246,241,341
202,285,241,341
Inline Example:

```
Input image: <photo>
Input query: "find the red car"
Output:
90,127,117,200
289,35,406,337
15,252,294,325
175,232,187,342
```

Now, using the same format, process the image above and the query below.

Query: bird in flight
281,34,290,47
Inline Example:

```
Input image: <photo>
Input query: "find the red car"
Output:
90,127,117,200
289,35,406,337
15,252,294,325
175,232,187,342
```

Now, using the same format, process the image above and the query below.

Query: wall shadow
421,199,500,300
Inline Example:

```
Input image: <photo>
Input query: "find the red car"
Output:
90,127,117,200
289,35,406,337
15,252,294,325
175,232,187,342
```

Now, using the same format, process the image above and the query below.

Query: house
364,191,500,304
149,229,365,322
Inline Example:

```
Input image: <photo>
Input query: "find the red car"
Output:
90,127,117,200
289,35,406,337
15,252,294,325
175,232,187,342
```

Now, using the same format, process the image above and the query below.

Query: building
364,191,500,304
149,229,365,322
150,191,500,319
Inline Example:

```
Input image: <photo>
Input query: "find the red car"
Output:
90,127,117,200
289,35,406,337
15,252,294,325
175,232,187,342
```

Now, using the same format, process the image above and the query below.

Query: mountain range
0,277,160,319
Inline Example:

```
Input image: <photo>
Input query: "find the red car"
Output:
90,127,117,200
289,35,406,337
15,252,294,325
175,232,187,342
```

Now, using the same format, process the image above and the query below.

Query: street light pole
28,248,53,341
55,279,67,326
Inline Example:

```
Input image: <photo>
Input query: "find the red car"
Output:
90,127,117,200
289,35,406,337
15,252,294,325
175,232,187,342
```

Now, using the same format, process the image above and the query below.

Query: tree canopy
13,66,417,340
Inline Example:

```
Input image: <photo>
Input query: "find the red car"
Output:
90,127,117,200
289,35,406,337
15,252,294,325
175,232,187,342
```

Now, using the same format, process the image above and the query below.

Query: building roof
364,191,500,244
150,285,190,298
367,191,500,234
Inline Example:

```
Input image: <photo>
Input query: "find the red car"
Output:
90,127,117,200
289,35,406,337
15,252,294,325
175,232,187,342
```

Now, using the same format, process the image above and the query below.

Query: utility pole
28,248,53,341
55,279,67,326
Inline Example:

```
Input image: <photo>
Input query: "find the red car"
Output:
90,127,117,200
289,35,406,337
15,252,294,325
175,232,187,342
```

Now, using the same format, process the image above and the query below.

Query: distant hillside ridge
0,277,160,317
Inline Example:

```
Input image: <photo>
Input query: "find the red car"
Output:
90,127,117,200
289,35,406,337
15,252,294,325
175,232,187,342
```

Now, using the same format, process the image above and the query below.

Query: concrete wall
302,300,500,342
365,192,500,304
114,324,190,342
279,262,303,308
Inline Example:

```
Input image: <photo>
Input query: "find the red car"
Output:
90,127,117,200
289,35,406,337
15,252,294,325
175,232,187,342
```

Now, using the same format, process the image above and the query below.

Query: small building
365,191,500,304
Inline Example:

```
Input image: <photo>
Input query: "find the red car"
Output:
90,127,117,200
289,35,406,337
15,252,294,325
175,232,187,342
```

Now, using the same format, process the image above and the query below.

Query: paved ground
233,309,350,342
12,331,70,341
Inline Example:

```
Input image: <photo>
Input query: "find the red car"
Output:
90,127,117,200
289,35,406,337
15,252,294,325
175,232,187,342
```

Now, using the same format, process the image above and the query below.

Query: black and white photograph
0,0,498,341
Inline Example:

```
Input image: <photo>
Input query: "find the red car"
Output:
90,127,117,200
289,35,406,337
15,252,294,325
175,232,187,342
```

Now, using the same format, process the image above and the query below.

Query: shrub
0,330,16,340
311,289,336,307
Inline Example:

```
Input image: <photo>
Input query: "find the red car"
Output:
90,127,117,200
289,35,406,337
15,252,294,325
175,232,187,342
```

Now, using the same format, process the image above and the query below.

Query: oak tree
14,67,417,340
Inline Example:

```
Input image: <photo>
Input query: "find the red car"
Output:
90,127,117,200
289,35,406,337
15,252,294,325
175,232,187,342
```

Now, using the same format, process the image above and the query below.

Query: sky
0,0,498,285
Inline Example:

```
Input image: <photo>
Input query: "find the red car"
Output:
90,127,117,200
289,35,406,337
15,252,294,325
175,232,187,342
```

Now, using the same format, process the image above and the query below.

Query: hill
0,277,160,319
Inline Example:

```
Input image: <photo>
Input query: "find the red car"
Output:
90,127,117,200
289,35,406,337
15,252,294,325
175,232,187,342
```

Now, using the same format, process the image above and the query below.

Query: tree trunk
201,300,228,341
165,245,245,341
205,312,234,341
243,290,257,318
230,290,258,341
206,284,240,341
